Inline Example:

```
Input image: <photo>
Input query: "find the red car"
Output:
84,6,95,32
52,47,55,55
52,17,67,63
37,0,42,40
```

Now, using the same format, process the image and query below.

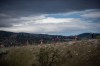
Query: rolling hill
0,31,100,46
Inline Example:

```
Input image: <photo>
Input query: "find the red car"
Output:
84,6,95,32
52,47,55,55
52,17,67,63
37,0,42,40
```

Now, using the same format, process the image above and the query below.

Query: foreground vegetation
0,39,100,66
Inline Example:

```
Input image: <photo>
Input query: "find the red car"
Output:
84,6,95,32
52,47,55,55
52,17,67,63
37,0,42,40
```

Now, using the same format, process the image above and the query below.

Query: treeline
0,31,100,47
0,31,67,46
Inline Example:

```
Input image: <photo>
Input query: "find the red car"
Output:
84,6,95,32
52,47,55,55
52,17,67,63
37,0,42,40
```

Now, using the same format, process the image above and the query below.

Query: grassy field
0,39,100,66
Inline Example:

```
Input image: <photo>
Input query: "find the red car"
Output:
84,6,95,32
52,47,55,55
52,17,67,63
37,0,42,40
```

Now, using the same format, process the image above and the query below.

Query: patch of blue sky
82,18,100,23
90,19,100,23
49,31,91,36
46,12,81,18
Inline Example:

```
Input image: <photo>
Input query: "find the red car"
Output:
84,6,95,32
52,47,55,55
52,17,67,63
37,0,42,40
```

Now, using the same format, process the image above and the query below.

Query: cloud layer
0,0,100,35
0,9,100,35
0,0,100,17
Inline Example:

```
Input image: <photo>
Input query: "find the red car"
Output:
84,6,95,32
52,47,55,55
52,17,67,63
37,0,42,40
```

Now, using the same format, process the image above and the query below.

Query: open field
0,39,100,66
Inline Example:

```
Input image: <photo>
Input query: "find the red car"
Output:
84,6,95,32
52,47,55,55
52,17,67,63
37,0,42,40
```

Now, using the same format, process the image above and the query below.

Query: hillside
0,31,100,46
0,31,67,46
78,33,100,39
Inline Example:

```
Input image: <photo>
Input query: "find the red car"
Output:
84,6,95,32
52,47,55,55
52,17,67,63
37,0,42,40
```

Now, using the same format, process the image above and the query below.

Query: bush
37,46,62,66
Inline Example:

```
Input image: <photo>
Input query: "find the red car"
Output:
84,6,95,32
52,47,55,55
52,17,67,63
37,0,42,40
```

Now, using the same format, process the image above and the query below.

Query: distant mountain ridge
78,33,100,39
0,31,66,46
0,31,100,46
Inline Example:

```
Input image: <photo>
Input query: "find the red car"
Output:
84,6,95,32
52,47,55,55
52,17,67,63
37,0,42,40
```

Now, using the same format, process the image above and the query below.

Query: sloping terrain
0,31,100,46
0,31,66,46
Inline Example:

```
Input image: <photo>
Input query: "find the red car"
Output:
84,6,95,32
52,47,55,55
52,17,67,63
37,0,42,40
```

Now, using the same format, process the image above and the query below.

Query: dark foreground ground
0,39,100,66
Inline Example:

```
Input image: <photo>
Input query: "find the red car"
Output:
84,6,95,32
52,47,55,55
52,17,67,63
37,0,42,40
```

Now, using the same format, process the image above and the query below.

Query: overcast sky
0,0,100,36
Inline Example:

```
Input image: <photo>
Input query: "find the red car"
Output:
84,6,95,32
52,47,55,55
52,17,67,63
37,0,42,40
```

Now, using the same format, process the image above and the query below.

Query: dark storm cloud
0,18,15,27
0,22,12,27
0,0,100,28
0,0,100,17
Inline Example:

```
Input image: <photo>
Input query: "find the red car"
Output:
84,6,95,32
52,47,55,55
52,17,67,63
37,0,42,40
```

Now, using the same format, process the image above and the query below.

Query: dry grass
0,39,100,66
